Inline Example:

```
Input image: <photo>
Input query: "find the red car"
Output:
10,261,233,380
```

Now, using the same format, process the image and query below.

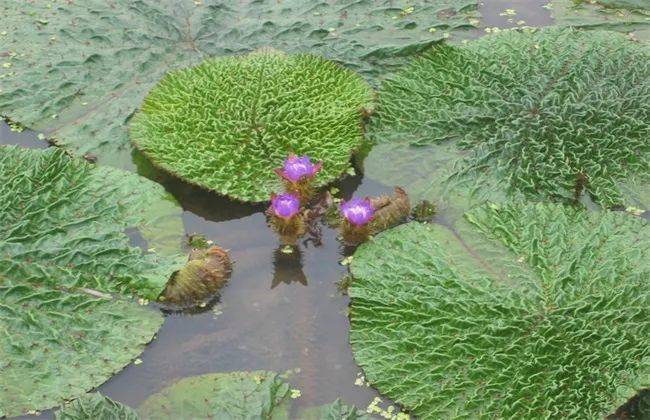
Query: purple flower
277,154,323,182
341,198,375,227
271,193,301,220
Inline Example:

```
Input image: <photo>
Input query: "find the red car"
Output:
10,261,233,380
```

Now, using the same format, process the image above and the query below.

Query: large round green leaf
366,28,650,211
137,371,291,419
0,0,479,167
349,202,649,418
130,50,374,202
0,146,186,417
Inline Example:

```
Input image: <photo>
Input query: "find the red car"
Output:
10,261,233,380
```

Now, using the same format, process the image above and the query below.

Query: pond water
3,0,646,418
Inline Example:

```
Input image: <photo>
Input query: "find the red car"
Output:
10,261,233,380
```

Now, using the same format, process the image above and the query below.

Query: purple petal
271,193,301,219
341,198,374,226
282,155,320,182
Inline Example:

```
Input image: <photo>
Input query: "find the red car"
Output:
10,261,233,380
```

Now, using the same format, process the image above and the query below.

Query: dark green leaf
0,0,479,167
349,202,649,418
0,146,186,416
366,28,650,211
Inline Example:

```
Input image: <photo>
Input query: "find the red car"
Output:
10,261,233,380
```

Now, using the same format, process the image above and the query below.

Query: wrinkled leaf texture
551,0,650,41
366,28,650,211
0,146,186,416
349,202,649,418
130,50,374,202
0,0,478,167
137,371,291,419
56,393,139,420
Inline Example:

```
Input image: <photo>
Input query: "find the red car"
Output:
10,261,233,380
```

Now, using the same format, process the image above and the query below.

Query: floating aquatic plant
338,188,412,245
0,146,187,417
275,154,323,201
161,246,232,307
551,0,650,41
367,28,650,211
349,202,649,418
0,0,479,166
267,193,306,245
56,393,139,420
137,371,292,419
130,49,374,202
340,198,375,244
56,376,367,419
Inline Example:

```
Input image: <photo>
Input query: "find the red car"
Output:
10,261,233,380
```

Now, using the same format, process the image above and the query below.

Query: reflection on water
272,246,308,288
132,148,265,223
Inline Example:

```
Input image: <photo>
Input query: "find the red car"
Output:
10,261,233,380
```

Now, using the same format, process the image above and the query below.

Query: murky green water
4,1,645,418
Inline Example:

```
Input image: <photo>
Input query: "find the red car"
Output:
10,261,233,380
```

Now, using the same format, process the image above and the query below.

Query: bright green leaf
130,50,374,202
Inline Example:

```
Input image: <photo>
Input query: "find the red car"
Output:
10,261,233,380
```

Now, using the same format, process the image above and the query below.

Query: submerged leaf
366,28,650,211
0,0,479,167
551,0,650,41
131,50,374,202
0,146,186,416
299,399,370,420
349,202,649,418
56,393,139,420
137,371,291,419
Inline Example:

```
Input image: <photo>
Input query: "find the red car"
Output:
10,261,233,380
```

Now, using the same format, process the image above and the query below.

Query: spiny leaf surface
130,50,374,202
0,0,478,167
0,146,186,416
349,202,649,419
366,28,650,211
137,371,291,419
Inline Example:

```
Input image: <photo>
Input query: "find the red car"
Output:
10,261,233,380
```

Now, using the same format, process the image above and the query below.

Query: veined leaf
137,371,291,419
349,202,649,418
0,146,186,416
551,0,650,41
366,28,650,211
0,0,479,167
56,393,139,420
130,50,374,202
